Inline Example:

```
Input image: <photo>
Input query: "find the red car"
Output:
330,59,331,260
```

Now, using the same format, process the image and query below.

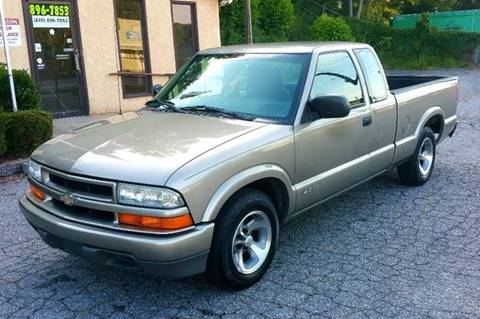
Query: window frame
113,0,153,98
353,48,389,103
307,49,366,111
170,0,200,70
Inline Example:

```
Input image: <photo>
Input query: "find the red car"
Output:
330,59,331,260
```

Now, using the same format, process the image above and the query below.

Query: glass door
26,0,87,117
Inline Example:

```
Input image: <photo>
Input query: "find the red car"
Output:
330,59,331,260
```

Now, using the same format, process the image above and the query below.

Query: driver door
294,50,373,212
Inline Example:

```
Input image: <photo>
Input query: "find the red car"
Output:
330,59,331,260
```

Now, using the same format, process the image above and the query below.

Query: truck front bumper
19,195,214,278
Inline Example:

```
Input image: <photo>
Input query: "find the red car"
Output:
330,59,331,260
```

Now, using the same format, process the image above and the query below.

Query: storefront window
172,2,198,69
114,0,151,96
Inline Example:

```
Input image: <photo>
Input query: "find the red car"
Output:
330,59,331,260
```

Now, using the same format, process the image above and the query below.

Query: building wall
72,0,221,114
1,0,221,115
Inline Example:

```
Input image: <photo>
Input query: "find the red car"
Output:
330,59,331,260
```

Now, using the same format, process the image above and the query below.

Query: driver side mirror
308,95,350,119
152,84,163,97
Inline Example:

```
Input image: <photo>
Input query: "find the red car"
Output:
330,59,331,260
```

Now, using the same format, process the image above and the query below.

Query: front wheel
397,127,436,186
206,189,279,290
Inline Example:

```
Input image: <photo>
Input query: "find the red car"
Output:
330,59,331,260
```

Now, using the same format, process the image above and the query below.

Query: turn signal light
118,213,193,231
30,184,45,201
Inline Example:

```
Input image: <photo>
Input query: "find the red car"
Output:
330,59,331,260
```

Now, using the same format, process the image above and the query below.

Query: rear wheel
206,189,279,290
397,127,436,186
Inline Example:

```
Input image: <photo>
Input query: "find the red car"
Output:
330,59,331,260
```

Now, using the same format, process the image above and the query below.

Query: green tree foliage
400,0,480,14
255,0,296,42
220,0,296,45
220,0,249,44
347,15,480,69
220,0,480,69
362,0,406,25
310,15,355,41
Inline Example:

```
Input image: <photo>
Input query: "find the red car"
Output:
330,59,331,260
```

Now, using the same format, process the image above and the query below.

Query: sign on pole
0,0,18,112
0,17,21,47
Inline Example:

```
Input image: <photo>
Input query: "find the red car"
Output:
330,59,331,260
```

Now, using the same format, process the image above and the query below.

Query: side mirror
308,95,350,119
152,84,163,97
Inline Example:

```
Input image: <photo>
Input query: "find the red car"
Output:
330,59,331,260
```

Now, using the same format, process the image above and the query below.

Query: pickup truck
20,42,458,289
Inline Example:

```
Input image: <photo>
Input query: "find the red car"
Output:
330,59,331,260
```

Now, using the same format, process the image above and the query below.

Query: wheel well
238,178,290,223
425,114,444,140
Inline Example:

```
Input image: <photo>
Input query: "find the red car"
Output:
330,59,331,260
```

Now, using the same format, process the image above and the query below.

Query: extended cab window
309,51,364,108
354,48,388,102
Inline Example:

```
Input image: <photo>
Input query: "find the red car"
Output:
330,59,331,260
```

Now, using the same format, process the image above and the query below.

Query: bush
310,15,355,42
0,64,41,113
0,113,8,157
347,17,480,69
5,111,52,157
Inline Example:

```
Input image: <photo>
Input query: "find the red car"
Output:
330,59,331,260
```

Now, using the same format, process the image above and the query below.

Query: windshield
155,53,310,123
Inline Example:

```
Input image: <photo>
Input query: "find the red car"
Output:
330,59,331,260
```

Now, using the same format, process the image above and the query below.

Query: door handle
362,115,372,127
74,49,81,73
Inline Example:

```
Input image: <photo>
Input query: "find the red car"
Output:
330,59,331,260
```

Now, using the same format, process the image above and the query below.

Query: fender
394,106,445,164
414,106,445,139
201,164,296,223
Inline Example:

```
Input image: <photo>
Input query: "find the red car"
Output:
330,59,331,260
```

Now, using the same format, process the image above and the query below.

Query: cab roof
199,42,369,55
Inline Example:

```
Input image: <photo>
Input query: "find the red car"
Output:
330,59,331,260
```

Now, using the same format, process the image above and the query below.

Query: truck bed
387,75,448,91
387,75,458,165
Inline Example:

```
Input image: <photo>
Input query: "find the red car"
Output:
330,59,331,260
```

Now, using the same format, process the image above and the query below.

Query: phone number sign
0,18,22,47
32,16,70,28
29,3,71,29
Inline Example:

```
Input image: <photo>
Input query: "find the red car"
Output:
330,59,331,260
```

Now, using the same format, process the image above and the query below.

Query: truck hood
32,111,265,185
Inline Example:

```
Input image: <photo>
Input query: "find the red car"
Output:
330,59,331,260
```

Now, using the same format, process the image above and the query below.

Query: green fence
393,9,480,33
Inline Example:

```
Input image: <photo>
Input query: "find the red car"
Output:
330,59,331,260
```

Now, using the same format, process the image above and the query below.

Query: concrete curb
0,158,28,177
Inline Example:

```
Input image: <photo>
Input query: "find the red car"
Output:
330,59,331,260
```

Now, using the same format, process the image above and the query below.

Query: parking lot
1,69,479,318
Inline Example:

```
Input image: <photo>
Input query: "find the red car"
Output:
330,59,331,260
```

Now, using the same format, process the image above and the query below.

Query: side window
114,0,152,97
310,51,364,108
354,48,388,102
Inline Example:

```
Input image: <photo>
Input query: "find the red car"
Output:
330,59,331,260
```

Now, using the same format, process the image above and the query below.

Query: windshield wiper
145,98,184,113
179,90,211,100
182,105,255,121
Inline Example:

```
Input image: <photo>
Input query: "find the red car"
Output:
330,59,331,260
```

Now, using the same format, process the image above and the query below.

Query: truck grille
49,173,113,198
43,167,116,203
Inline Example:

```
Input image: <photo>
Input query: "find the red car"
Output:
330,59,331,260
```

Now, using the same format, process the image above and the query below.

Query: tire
206,188,279,290
397,127,436,186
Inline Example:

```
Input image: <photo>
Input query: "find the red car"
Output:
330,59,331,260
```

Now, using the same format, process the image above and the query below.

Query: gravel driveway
1,69,479,319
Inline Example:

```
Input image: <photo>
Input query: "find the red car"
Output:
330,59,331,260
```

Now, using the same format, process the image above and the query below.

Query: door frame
22,0,90,118
292,48,373,211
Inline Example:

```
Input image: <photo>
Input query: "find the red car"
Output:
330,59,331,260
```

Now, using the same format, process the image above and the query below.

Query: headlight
28,160,42,182
117,183,185,209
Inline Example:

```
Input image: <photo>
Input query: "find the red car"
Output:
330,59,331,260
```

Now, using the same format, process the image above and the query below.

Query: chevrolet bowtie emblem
60,193,76,207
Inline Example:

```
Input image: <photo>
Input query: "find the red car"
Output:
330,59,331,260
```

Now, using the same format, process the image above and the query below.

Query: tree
254,0,296,42
356,0,364,17
362,0,407,24
220,0,296,44
401,0,457,14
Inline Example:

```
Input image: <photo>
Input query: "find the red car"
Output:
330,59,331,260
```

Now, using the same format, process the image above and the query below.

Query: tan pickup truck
20,42,458,289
